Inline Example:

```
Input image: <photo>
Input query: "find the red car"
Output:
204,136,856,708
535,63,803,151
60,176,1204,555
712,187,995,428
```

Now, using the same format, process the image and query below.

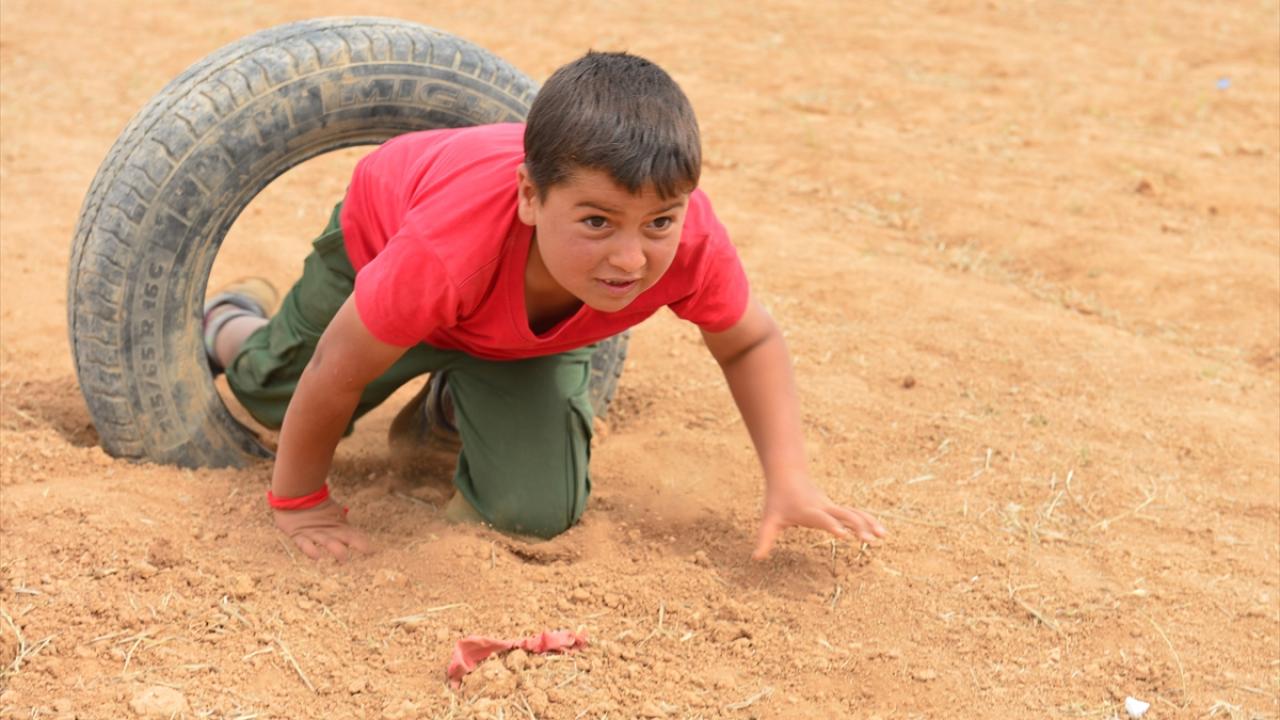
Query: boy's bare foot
390,372,457,435
203,277,278,371
442,491,485,525
388,373,462,471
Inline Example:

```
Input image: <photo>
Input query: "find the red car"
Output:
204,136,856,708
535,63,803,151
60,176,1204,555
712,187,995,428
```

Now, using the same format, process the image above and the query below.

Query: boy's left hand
753,480,886,560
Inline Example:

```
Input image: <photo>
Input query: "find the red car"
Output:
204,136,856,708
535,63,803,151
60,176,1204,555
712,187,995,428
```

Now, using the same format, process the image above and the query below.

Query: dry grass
275,636,315,694
388,603,471,626
0,605,55,681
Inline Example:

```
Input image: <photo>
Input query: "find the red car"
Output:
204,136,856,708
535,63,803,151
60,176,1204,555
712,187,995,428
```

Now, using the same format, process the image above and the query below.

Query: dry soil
1,1,1277,719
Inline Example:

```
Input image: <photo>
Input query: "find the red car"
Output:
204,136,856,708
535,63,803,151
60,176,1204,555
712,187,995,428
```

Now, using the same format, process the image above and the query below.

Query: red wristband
267,484,330,511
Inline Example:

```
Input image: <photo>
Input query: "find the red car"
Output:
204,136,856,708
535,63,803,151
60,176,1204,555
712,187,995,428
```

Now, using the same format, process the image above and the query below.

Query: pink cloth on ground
447,629,588,687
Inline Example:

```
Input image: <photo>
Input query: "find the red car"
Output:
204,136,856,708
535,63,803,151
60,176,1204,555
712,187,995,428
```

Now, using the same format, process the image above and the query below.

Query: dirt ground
1,1,1277,718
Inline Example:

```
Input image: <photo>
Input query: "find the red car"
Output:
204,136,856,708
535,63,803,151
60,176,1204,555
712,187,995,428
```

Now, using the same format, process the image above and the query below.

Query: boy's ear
515,164,538,225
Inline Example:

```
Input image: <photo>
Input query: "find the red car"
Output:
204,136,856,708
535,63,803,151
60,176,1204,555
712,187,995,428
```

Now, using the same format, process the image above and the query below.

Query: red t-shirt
340,123,749,360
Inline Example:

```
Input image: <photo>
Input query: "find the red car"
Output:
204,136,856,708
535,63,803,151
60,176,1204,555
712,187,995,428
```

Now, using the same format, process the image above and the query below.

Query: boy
204,51,886,562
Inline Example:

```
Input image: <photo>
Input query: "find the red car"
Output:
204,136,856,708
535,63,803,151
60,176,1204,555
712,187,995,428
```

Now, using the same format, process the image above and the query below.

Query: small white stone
129,686,189,717
1124,696,1150,718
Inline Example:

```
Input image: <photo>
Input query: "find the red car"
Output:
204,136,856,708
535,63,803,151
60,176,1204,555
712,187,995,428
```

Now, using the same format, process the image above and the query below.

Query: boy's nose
608,236,646,274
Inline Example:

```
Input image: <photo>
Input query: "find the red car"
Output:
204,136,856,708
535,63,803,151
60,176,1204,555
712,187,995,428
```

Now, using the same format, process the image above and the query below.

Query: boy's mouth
598,278,639,297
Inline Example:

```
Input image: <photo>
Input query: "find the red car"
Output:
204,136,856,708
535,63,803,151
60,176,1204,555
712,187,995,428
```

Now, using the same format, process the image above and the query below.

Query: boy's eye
583,216,609,230
650,216,674,230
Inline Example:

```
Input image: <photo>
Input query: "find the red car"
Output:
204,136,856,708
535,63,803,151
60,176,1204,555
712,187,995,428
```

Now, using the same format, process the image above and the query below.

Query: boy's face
516,164,688,313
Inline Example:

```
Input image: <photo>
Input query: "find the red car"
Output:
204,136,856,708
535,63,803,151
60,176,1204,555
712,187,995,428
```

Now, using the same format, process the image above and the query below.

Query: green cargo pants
224,204,592,538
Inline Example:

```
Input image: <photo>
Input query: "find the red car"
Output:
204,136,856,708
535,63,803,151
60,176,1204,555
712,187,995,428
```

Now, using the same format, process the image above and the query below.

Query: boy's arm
270,294,408,561
701,298,886,559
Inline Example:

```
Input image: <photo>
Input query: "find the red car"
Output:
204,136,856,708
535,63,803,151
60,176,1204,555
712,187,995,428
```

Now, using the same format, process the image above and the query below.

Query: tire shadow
1,374,99,448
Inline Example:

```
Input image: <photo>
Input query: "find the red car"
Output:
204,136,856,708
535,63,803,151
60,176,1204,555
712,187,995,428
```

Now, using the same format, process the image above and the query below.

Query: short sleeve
667,206,751,333
353,229,460,347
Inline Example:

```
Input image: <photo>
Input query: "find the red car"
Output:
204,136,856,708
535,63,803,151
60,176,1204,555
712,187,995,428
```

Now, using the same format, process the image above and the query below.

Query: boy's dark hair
524,51,701,200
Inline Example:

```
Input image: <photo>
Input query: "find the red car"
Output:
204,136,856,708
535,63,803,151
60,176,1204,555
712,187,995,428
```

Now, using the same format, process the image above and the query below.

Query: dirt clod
380,700,419,719
227,573,255,598
504,647,528,671
640,700,673,717
145,538,181,569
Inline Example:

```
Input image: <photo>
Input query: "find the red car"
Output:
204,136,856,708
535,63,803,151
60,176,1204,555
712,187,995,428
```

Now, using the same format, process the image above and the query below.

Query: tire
587,333,627,421
68,17,629,468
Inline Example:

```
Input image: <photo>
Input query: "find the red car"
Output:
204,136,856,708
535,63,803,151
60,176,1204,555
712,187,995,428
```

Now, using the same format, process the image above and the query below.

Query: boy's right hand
273,498,371,562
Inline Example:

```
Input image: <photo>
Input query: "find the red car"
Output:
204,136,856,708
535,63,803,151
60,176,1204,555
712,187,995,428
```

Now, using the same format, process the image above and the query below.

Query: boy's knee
449,352,595,539
485,497,584,539
454,428,590,540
